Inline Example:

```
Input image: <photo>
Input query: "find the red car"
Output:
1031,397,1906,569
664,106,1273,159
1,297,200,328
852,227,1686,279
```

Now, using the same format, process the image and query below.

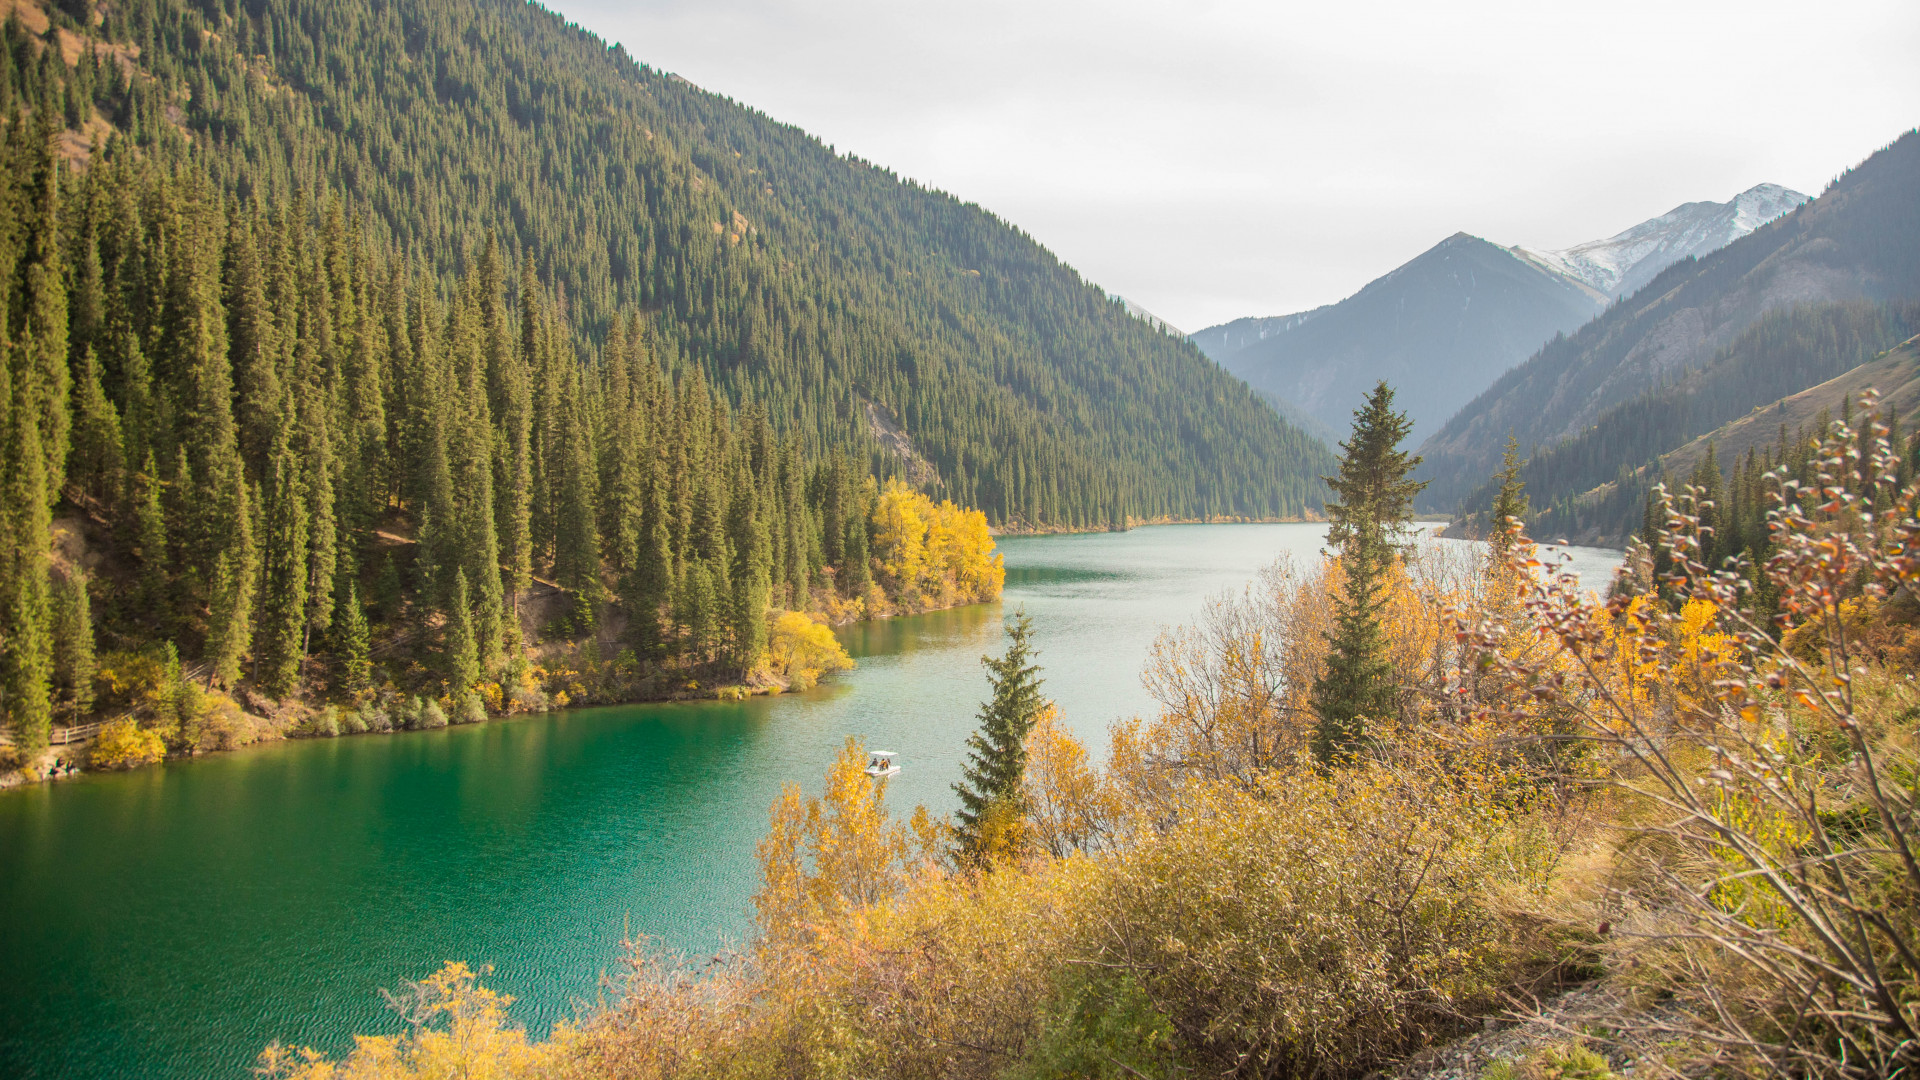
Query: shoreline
989,513,1321,537
0,591,1005,790
5,520,1340,788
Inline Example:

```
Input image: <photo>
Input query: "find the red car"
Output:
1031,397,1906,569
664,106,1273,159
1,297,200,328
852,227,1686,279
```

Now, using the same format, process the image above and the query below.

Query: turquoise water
0,525,1619,1078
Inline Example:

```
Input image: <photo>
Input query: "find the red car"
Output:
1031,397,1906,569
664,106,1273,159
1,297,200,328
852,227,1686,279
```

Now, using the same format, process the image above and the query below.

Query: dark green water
0,525,1620,1078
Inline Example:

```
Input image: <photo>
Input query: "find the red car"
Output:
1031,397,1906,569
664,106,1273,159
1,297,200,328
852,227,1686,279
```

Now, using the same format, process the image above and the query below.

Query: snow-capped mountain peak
1515,183,1807,300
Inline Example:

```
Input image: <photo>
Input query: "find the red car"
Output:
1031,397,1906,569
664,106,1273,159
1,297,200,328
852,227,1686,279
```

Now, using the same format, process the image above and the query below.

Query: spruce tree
334,579,371,696
1311,382,1424,764
68,348,123,506
131,452,171,622
0,340,53,758
487,248,533,635
728,451,771,673
446,569,478,701
553,365,602,631
259,425,311,697
1489,434,1529,558
50,567,96,719
18,121,68,502
623,469,673,654
203,468,258,689
953,611,1047,859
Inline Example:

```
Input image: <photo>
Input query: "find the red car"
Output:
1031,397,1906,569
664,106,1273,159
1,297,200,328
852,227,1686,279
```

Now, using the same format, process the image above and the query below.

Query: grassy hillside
57,0,1329,527
1420,129,1920,511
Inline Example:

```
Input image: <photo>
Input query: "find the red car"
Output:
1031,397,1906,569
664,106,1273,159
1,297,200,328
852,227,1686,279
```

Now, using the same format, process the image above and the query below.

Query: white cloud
554,0,1920,330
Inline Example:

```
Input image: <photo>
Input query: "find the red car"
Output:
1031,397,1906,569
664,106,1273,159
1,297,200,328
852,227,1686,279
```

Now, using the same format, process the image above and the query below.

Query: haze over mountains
1191,184,1807,444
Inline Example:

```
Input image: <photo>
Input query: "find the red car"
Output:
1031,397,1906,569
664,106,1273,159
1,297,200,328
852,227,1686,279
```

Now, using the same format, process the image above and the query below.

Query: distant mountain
1421,130,1920,513
1515,184,1807,300
1192,183,1807,448
1191,234,1608,444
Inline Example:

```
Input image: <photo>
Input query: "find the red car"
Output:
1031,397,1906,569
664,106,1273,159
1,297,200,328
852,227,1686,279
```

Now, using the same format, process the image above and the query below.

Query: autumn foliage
869,481,1006,616
262,399,1920,1079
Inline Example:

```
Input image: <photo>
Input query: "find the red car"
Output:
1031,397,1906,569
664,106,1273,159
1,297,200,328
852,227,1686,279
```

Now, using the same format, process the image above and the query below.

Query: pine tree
0,337,53,758
1489,433,1529,558
487,244,533,636
203,467,257,689
50,567,96,719
841,477,873,599
18,119,68,503
334,579,371,696
953,611,1047,859
1322,382,1425,565
678,559,718,662
259,424,311,697
445,568,478,700
728,450,771,673
131,451,171,622
552,364,602,632
623,469,673,654
68,348,123,506
1311,382,1425,764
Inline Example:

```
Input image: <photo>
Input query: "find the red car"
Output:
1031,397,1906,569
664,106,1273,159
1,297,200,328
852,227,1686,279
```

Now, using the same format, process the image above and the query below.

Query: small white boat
864,750,900,778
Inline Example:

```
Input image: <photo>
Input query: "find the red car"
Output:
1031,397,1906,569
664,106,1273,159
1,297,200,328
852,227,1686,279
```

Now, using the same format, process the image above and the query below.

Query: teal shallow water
0,524,1620,1078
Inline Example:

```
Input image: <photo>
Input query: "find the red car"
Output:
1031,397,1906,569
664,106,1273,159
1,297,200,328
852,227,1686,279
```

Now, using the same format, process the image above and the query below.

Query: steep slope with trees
48,0,1326,528
1420,130,1920,510
1527,334,1920,546
1451,300,1919,536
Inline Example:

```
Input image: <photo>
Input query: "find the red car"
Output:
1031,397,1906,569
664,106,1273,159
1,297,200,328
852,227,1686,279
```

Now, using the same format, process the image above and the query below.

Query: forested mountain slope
1452,300,1919,536
1420,130,1920,511
0,14,1031,765
63,0,1329,528
1190,233,1607,444
1523,334,1920,545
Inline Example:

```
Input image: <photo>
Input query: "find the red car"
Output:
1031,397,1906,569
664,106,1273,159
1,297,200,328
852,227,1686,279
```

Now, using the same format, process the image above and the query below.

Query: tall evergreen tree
50,566,95,720
0,333,53,758
333,579,371,697
258,424,311,697
68,348,122,506
131,451,170,622
953,611,1047,859
203,467,257,689
1311,382,1425,764
1489,434,1529,558
445,569,478,701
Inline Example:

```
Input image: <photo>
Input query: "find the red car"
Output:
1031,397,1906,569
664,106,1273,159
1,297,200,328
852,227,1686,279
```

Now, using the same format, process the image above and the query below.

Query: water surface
0,524,1619,1078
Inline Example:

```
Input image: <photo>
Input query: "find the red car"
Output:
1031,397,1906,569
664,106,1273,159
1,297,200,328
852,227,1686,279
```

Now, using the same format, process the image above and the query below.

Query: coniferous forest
9,0,1328,527
0,0,1331,762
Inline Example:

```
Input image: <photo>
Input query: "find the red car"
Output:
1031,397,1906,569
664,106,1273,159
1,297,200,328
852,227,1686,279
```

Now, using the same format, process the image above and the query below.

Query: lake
0,524,1620,1078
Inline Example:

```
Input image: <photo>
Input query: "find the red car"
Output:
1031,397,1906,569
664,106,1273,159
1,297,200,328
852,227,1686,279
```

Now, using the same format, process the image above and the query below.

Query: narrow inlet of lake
0,524,1621,1079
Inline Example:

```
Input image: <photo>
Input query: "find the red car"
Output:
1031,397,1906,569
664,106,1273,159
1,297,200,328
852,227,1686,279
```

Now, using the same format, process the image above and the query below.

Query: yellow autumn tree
1022,706,1122,857
256,962,559,1080
766,611,854,690
755,737,912,954
870,480,1005,614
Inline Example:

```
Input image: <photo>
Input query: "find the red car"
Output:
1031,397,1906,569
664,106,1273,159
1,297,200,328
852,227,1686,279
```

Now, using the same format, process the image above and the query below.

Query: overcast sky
552,0,1920,333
